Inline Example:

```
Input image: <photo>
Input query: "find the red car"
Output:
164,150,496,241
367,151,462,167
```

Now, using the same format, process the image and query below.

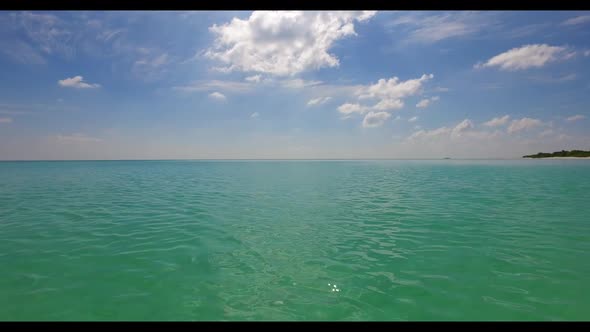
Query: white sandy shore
540,157,590,159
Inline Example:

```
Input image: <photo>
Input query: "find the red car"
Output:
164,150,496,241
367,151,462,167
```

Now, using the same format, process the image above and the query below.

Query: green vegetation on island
523,150,590,158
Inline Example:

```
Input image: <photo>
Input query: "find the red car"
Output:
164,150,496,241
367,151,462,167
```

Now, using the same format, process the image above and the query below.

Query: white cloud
584,50,590,57
58,76,100,89
359,74,433,101
307,96,332,106
205,11,376,76
566,114,586,122
209,91,226,100
408,119,476,141
0,117,13,123
337,103,368,115
416,99,430,108
452,119,474,136
416,96,439,108
475,44,574,71
408,116,418,122
338,73,433,126
56,133,102,143
408,126,451,140
245,75,262,83
372,98,404,111
250,112,260,118
483,115,510,127
562,15,590,26
362,111,391,128
507,117,543,133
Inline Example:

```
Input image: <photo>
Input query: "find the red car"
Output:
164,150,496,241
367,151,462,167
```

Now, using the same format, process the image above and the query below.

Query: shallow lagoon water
1,160,589,320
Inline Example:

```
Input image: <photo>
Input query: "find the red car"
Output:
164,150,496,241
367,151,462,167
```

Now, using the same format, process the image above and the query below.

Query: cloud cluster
362,111,391,128
507,117,543,133
408,116,547,142
205,11,376,76
338,73,434,127
58,76,100,89
209,91,226,100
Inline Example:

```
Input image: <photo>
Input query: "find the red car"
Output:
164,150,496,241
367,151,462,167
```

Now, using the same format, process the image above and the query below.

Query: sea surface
0,160,589,321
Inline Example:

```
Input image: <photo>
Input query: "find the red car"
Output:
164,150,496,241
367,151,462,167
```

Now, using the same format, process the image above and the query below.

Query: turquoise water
1,160,589,321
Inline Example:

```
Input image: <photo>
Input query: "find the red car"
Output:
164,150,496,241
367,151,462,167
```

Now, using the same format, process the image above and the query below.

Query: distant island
523,150,590,158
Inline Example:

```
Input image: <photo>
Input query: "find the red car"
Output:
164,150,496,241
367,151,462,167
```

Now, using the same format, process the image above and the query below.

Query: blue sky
0,11,589,159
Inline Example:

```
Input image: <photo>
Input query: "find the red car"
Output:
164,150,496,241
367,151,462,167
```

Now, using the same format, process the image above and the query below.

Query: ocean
0,160,588,320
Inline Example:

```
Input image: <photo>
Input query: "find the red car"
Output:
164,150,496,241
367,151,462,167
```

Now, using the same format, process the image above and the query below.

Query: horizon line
0,157,536,162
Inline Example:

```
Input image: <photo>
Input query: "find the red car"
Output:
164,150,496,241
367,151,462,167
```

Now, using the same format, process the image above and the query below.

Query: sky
0,10,589,160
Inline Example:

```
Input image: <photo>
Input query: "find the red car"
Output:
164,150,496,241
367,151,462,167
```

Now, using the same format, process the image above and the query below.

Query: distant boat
443,157,451,160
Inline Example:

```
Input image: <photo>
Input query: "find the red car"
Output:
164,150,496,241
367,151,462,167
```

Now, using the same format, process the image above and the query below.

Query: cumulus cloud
566,114,586,122
372,98,404,111
337,103,368,115
416,96,439,108
475,44,574,71
408,116,418,122
362,111,391,128
0,117,13,123
399,117,577,159
452,119,474,136
250,112,260,118
507,117,543,133
209,91,226,100
358,74,433,102
483,115,510,127
307,96,332,106
205,11,376,76
58,76,100,89
562,15,590,26
338,73,433,127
